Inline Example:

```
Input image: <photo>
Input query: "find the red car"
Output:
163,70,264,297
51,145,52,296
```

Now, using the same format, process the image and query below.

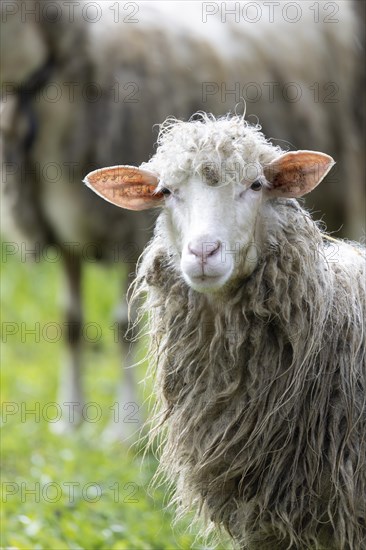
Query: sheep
1,0,364,437
84,112,366,549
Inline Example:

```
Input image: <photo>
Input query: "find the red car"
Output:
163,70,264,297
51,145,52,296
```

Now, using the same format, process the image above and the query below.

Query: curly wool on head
131,115,366,550
145,114,282,189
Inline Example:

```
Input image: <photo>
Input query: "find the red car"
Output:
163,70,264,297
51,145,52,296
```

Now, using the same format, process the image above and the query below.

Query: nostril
208,241,221,257
188,243,199,257
188,240,221,261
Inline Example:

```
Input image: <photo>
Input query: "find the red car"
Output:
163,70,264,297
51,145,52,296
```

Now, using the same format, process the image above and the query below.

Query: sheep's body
123,116,366,549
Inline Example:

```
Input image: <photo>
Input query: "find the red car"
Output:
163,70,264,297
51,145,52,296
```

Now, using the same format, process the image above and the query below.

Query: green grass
0,250,223,549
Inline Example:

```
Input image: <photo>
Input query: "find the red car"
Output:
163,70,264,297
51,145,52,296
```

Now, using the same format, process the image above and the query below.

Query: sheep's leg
52,250,84,433
103,279,143,443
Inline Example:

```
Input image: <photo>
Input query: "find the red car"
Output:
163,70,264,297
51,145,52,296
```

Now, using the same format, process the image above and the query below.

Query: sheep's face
84,117,334,294
157,162,266,292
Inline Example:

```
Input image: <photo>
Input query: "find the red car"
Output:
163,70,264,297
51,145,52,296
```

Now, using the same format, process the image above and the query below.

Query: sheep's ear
263,151,335,198
83,165,163,210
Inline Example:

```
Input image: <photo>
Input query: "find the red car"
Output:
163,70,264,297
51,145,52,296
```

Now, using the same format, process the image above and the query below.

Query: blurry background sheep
1,0,365,440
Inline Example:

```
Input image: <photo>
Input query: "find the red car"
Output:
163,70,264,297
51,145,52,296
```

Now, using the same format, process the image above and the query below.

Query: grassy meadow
0,249,225,549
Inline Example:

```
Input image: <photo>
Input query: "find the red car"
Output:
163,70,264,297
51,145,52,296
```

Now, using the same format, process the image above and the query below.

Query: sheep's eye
161,187,171,196
250,179,262,191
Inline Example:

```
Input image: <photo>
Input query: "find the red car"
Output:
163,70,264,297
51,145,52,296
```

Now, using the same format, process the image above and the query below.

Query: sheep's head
84,115,334,293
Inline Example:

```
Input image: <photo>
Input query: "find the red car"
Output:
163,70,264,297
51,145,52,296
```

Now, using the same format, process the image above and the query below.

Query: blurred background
1,1,365,548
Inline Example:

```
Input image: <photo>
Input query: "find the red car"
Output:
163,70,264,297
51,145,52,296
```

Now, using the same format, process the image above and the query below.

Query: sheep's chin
183,272,232,293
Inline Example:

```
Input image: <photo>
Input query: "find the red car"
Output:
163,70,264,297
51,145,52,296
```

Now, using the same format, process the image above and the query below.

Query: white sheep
84,113,366,549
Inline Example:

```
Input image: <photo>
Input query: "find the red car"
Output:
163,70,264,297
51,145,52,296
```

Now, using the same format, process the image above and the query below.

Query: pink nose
188,240,221,262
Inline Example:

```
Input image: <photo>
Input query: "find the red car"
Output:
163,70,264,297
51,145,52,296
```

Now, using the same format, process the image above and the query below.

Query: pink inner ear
263,151,335,198
83,165,163,211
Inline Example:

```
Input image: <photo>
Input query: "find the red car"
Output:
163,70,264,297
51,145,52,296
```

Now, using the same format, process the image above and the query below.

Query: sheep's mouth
192,274,220,282
185,273,231,293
